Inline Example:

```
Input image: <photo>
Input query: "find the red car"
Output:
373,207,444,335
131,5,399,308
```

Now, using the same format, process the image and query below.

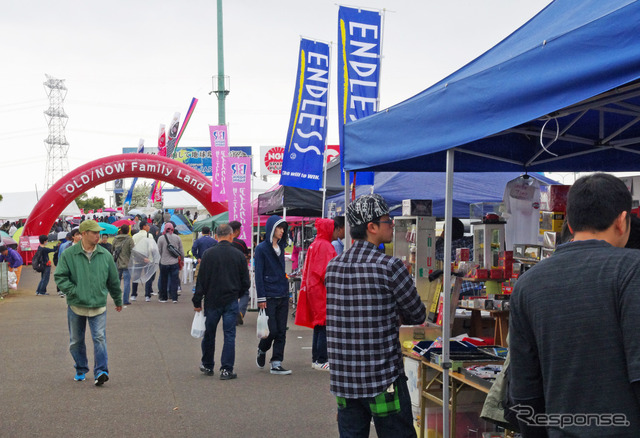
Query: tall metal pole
216,0,226,125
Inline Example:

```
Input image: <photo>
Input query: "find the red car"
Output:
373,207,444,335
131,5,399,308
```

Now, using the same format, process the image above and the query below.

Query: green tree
75,193,105,211
126,182,162,209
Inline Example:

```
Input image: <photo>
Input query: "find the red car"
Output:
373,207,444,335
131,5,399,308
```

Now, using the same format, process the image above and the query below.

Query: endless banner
279,38,330,191
338,6,381,185
152,124,167,203
210,125,229,202
226,156,252,248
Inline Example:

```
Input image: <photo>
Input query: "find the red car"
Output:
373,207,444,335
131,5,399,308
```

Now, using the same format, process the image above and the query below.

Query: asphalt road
0,265,340,438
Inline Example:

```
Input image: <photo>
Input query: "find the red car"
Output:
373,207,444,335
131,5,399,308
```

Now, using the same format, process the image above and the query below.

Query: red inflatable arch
23,153,227,237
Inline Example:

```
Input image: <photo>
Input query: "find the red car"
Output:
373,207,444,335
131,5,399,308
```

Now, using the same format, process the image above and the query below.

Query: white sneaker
131,296,137,301
311,362,317,369
145,297,151,302
159,300,167,303
314,362,330,371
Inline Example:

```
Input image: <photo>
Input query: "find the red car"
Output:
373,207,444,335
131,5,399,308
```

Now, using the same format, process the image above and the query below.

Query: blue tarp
325,172,557,218
344,0,640,173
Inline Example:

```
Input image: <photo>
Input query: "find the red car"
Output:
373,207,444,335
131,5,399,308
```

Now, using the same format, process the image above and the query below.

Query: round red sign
264,147,284,175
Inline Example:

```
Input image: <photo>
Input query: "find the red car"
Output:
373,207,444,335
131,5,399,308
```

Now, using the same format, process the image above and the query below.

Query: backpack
32,248,46,273
113,245,122,263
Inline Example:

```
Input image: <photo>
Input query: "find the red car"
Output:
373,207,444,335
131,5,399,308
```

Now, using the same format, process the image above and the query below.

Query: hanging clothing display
502,176,543,250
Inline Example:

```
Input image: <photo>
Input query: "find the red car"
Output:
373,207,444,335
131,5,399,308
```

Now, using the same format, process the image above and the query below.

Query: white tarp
0,191,81,221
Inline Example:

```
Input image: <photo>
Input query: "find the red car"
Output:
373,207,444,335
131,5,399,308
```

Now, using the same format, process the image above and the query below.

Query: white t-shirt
502,176,543,250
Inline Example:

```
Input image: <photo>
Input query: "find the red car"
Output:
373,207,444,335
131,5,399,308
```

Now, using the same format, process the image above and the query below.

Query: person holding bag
193,223,250,380
157,222,183,303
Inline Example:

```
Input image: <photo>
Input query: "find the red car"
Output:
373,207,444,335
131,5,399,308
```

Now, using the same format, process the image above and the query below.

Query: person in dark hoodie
254,215,292,375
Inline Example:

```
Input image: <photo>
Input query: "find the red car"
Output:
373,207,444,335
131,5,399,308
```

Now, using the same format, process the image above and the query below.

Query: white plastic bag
7,271,17,290
256,309,270,340
191,310,206,338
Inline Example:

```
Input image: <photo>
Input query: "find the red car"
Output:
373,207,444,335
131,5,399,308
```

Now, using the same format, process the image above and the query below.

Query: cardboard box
456,248,470,262
514,244,543,261
540,184,571,212
475,268,489,279
402,199,432,216
539,211,565,234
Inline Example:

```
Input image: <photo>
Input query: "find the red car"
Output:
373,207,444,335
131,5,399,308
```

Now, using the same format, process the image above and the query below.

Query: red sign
264,147,284,175
326,145,340,163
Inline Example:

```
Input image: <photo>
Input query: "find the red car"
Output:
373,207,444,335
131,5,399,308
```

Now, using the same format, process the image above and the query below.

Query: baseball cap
79,220,104,233
346,194,390,227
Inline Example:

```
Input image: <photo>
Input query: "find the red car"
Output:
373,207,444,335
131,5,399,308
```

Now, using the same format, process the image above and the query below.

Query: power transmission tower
43,74,70,190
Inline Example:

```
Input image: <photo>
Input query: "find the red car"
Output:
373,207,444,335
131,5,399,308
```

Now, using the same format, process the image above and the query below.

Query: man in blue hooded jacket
254,215,291,375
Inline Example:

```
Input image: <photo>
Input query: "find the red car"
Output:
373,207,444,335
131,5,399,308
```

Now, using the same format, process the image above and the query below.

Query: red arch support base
24,153,227,237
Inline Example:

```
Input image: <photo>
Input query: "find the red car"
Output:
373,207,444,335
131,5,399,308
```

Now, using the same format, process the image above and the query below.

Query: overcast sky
0,0,554,203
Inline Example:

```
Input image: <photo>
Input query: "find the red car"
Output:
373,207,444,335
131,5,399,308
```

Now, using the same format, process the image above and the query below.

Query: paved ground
0,266,339,438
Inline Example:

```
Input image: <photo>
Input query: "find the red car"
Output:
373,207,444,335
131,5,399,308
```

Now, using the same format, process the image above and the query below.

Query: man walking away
510,173,640,437
325,194,426,437
157,222,183,303
54,220,122,386
254,215,292,375
193,223,250,380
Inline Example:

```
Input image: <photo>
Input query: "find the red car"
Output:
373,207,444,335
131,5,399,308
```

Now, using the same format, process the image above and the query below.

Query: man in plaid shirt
325,194,426,437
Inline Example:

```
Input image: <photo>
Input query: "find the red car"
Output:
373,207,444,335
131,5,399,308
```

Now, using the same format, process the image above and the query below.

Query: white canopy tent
0,191,81,221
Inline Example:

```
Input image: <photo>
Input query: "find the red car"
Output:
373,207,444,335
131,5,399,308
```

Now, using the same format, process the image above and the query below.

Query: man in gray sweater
510,173,640,437
157,222,184,303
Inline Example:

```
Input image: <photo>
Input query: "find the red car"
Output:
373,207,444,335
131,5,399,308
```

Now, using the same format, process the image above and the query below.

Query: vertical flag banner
125,138,145,206
152,124,167,203
338,6,381,185
172,98,198,157
165,112,181,159
210,125,229,202
226,156,252,248
279,38,330,191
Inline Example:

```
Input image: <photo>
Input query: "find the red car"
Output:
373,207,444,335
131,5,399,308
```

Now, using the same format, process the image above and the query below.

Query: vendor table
458,307,509,347
405,351,497,438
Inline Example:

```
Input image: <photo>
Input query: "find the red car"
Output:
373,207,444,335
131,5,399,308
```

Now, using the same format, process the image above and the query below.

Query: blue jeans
67,307,109,377
118,268,131,304
159,263,180,301
201,300,238,371
312,325,327,363
258,297,288,364
238,289,250,316
337,376,415,438
36,265,51,294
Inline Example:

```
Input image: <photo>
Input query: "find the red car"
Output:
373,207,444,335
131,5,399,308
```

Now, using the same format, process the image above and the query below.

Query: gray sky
0,0,552,202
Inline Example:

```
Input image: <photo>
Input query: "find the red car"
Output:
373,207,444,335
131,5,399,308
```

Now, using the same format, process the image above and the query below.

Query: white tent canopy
0,191,81,221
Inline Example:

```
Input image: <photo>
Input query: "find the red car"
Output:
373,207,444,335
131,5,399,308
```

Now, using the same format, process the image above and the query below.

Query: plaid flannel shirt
325,240,426,398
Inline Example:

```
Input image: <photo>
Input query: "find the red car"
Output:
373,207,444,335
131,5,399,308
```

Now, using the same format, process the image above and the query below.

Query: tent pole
344,171,351,251
442,149,454,438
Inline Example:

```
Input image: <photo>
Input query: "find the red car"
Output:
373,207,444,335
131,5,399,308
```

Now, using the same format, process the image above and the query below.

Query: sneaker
159,300,167,303
314,362,330,371
131,296,137,301
256,349,266,369
199,365,213,376
311,361,317,369
270,366,292,375
74,372,85,382
94,371,109,386
219,369,237,380
172,300,178,303
123,302,132,305
145,297,151,302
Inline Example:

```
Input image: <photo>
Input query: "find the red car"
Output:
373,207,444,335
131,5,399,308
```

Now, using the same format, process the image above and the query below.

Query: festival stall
342,1,640,436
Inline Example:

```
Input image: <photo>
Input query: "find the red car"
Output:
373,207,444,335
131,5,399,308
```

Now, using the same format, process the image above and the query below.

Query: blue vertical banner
338,6,381,185
280,38,330,191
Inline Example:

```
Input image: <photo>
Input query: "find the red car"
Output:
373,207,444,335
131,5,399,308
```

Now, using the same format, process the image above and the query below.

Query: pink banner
210,125,229,202
226,156,252,248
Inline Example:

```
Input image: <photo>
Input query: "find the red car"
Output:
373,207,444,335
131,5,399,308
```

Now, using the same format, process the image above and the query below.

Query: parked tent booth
342,1,640,436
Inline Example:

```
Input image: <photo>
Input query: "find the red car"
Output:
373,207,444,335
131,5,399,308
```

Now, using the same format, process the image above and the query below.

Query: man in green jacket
55,220,123,386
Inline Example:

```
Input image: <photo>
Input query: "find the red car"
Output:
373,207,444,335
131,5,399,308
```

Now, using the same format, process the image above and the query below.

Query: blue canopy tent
325,171,557,218
341,2,640,435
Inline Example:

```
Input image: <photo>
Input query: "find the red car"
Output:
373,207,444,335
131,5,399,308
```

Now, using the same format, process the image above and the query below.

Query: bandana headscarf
346,194,390,227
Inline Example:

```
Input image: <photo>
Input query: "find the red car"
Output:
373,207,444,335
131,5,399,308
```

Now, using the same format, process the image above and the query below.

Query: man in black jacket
193,223,250,380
